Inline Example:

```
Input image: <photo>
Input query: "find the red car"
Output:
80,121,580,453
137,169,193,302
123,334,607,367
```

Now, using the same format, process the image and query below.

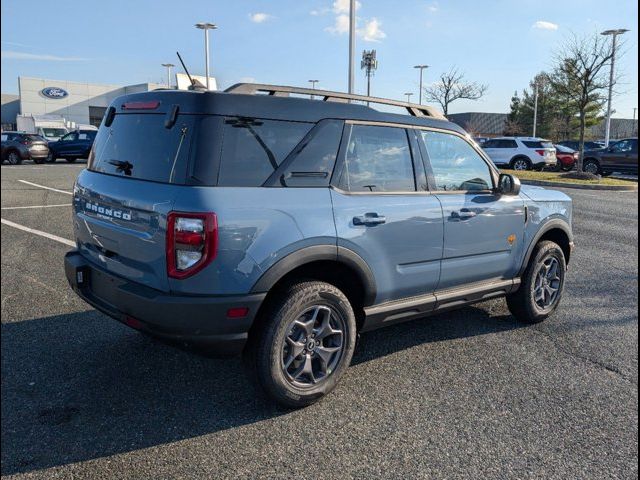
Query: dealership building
1,76,165,130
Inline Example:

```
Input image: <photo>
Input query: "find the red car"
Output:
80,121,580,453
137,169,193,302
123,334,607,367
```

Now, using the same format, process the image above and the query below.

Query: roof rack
224,83,447,120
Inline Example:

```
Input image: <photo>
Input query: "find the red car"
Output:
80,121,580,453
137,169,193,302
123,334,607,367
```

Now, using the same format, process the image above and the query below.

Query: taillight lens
167,212,218,279
573,152,579,160
535,149,547,157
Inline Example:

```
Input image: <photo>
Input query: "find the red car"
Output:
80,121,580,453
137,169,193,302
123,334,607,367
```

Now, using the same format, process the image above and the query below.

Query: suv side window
420,130,494,192
611,139,634,153
339,124,416,192
61,132,78,142
277,120,343,187
1,134,7,142
218,118,312,187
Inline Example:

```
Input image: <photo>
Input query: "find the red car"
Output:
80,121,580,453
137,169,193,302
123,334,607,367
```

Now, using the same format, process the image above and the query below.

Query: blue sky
1,0,637,116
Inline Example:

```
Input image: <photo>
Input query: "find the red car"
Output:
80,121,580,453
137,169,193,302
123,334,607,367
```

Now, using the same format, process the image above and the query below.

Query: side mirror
498,173,521,196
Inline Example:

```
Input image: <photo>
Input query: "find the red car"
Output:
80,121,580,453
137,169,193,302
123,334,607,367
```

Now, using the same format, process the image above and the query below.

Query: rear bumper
64,250,265,355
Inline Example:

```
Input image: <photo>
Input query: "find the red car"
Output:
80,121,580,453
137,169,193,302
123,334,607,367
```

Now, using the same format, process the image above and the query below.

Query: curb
521,179,638,191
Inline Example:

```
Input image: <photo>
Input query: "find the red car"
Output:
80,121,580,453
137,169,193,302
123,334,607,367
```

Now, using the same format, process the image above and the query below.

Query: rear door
482,139,517,166
418,129,526,290
330,123,443,304
73,111,197,292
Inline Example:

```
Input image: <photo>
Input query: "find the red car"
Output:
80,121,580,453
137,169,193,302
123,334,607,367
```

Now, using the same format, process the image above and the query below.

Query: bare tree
549,33,615,172
423,68,488,116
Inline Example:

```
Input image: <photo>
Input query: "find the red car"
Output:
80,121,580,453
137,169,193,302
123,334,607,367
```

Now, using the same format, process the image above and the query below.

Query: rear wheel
250,281,357,408
510,157,531,171
506,240,566,324
46,152,57,163
583,158,601,175
6,150,22,165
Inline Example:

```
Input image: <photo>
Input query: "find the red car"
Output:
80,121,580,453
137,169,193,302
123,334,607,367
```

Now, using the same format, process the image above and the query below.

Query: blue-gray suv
65,84,574,407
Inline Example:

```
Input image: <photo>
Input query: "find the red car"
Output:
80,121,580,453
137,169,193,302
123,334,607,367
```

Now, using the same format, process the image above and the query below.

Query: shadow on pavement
2,305,521,475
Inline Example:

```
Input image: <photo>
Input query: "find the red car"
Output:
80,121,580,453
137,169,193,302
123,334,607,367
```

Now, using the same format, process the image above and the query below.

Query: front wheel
251,281,357,408
46,152,56,163
507,240,566,324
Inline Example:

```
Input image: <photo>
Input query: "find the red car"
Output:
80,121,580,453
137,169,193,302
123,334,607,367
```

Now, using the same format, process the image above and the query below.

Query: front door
418,129,526,290
602,139,638,173
331,123,443,304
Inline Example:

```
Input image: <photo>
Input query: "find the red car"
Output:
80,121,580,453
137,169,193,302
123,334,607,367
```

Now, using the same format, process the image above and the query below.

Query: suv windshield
89,113,196,184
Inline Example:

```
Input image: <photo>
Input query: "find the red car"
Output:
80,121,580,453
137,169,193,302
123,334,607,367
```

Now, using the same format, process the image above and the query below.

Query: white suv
482,137,557,171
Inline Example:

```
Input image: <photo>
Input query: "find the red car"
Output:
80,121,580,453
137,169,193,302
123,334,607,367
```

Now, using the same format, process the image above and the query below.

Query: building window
89,106,108,127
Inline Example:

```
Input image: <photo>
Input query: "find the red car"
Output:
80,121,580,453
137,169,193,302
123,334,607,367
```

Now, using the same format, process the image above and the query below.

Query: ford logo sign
41,87,69,99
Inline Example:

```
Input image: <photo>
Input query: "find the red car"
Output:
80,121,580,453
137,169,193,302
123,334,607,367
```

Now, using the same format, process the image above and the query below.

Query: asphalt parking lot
1,162,638,479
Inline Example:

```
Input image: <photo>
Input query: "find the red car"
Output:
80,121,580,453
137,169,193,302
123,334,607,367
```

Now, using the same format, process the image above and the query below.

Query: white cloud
310,9,321,15
239,76,257,83
325,14,351,35
427,2,439,12
359,18,386,42
1,51,88,61
532,20,559,31
249,13,274,23
332,0,361,14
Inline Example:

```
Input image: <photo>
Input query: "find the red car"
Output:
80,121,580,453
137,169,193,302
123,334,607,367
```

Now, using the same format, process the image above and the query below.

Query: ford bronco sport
65,84,574,407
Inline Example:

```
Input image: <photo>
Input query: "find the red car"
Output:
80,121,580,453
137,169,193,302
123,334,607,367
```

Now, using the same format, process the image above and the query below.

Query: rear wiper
108,159,133,176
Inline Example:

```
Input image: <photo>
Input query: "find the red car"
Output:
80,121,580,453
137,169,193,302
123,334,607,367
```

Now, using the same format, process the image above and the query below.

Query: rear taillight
573,152,579,160
535,149,547,156
167,212,218,279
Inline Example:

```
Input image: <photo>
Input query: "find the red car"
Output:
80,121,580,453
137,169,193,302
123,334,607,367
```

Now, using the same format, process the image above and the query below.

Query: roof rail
224,83,447,120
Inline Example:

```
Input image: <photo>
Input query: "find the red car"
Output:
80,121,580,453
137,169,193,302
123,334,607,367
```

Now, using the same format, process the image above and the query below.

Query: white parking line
1,218,75,247
17,179,72,195
1,204,71,210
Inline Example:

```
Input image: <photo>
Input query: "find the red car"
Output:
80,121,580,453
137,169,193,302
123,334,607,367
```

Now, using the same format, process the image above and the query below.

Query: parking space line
17,179,72,195
1,204,71,210
1,218,75,247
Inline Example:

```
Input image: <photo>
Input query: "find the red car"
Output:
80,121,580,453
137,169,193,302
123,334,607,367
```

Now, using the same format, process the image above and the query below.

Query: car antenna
176,51,205,91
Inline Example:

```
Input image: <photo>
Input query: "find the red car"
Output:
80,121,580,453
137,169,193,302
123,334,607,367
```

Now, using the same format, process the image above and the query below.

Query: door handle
353,212,386,226
451,209,477,220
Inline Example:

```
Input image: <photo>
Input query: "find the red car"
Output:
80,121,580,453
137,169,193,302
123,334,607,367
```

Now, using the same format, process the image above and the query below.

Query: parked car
65,84,574,407
582,138,638,176
554,144,579,171
1,131,50,165
557,140,605,151
481,137,557,171
47,129,97,163
473,136,489,145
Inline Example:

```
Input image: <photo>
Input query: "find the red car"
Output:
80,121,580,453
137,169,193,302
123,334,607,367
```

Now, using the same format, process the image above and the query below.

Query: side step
361,278,520,332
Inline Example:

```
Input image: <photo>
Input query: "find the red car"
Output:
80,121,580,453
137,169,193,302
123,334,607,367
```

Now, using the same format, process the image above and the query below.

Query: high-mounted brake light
122,100,160,110
167,212,218,279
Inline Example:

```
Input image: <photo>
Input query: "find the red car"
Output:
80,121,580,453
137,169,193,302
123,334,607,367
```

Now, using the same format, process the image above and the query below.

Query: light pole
404,92,413,103
414,65,429,104
308,80,319,99
601,28,629,147
161,63,175,88
348,0,356,94
532,77,545,138
195,22,218,90
633,107,638,136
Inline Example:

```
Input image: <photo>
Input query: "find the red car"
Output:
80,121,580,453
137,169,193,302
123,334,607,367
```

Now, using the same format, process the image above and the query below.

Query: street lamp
161,63,175,88
532,79,543,138
404,92,413,103
413,65,429,104
308,80,319,100
195,22,218,90
348,0,356,94
601,28,629,147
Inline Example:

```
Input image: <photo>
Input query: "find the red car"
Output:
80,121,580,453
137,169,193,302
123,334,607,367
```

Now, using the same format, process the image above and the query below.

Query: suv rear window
217,118,312,186
522,140,553,149
89,113,196,184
